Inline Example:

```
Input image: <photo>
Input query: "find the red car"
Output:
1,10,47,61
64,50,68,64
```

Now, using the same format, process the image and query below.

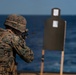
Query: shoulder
6,29,14,34
0,28,14,35
0,28,6,32
0,28,6,36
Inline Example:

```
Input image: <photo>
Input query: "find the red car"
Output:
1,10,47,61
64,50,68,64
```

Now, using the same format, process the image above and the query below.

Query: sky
0,0,76,15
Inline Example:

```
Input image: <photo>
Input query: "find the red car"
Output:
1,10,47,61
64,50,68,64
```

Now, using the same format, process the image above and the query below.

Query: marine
0,14,34,75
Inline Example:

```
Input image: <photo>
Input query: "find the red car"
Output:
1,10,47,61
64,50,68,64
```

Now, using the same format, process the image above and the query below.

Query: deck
18,72,76,75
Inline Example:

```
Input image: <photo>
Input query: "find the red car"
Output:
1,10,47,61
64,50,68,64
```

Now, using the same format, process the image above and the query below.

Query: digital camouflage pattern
0,15,34,75
0,28,34,75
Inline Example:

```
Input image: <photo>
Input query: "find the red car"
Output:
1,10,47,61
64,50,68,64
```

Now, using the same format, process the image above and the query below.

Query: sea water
0,15,76,73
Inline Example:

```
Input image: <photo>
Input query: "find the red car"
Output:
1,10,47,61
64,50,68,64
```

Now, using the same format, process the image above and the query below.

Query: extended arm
11,35,34,63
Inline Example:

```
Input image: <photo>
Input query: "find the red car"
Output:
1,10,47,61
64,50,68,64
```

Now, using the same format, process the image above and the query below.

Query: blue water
0,15,76,73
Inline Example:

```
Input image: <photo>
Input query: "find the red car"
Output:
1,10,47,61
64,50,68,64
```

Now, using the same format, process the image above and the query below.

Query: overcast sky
0,0,76,15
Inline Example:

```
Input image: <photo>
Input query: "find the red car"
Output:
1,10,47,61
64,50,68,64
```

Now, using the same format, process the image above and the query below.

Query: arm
11,35,34,63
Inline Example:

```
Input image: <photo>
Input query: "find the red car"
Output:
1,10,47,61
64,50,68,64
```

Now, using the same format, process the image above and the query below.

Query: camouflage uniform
0,15,34,75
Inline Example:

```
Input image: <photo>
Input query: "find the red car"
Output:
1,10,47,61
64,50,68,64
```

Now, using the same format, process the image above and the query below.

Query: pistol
21,29,28,39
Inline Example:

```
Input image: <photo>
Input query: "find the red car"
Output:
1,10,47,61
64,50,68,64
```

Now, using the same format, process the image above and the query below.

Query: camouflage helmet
4,14,27,32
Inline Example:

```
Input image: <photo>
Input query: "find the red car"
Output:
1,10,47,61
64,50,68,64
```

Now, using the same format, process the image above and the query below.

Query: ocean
0,15,76,73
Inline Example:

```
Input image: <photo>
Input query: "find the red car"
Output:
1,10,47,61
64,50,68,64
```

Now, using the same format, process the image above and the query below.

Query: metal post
40,49,45,75
60,51,64,75
60,21,66,75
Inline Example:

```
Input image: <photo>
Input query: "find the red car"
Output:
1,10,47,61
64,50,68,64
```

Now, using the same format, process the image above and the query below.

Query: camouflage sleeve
11,35,34,63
